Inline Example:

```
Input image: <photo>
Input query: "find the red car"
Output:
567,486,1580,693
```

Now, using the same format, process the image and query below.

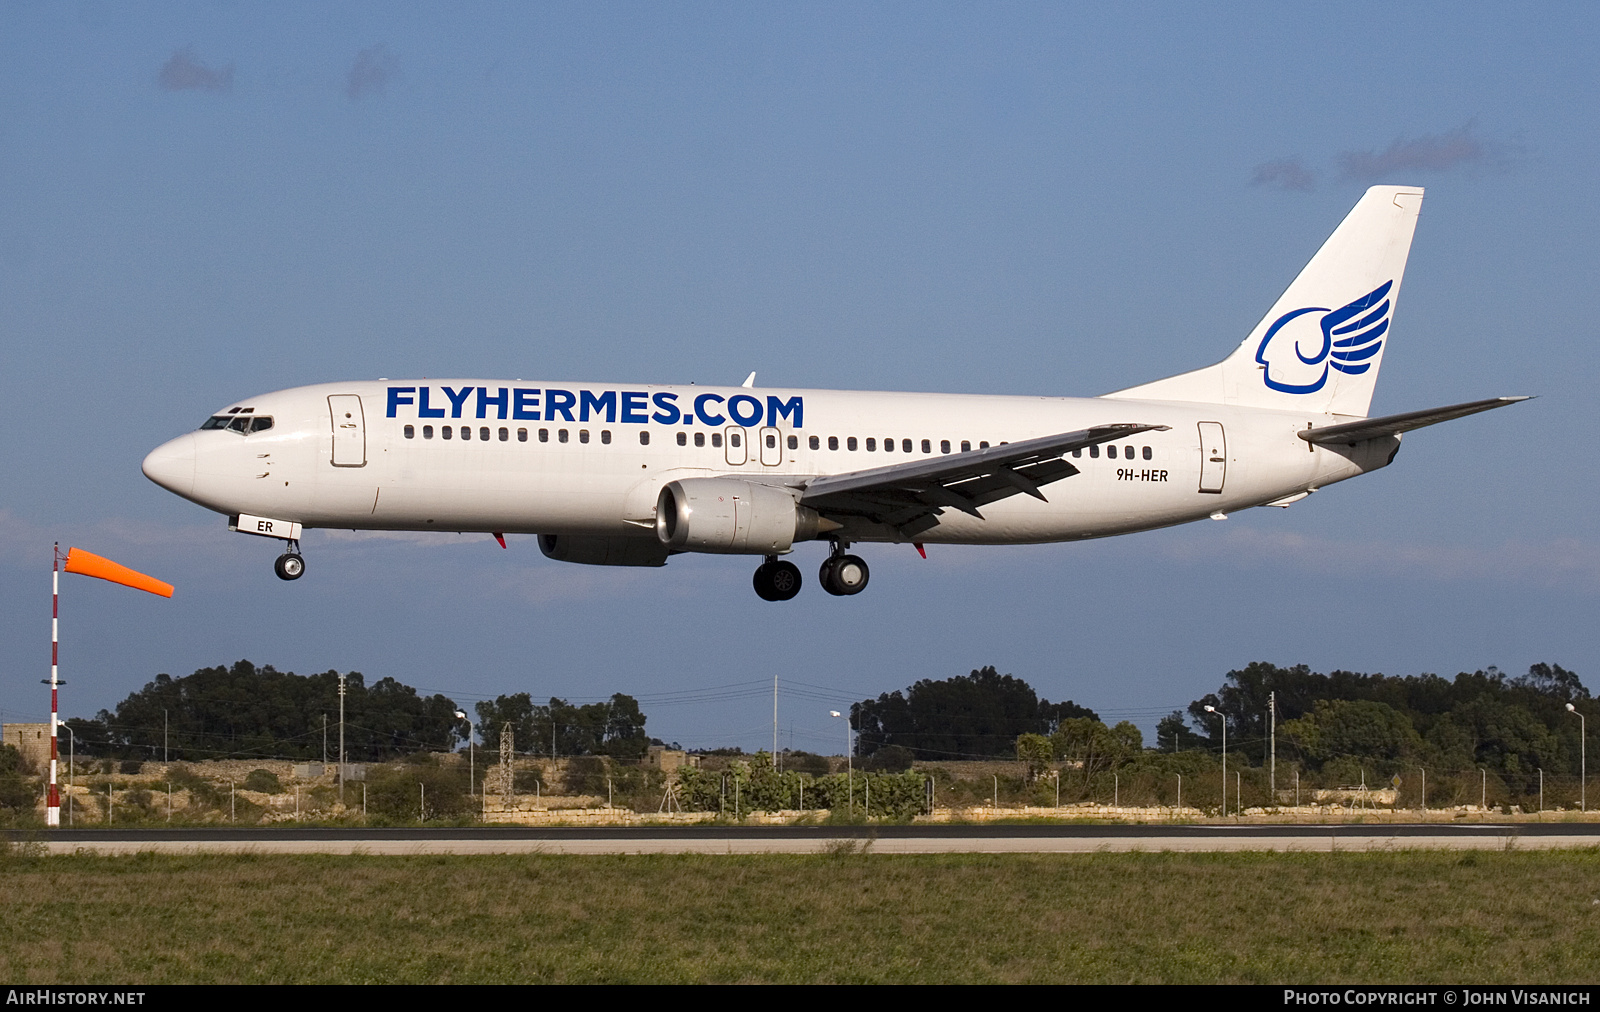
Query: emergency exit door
1197,421,1225,493
329,395,367,467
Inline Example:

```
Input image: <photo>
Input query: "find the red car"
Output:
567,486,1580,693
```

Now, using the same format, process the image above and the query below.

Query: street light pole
1567,703,1586,813
1205,704,1226,817
831,710,852,816
455,710,474,809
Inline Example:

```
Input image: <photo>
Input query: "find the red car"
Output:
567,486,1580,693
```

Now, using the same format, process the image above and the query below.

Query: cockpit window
199,415,273,434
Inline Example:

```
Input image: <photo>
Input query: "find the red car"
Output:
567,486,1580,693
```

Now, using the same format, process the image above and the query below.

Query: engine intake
656,478,827,554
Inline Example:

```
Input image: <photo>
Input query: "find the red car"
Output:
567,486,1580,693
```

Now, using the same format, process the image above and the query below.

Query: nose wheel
819,553,869,596
274,542,305,581
753,558,802,601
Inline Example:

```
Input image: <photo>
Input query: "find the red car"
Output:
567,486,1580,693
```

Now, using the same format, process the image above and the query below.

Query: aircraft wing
800,423,1168,536
1298,396,1530,446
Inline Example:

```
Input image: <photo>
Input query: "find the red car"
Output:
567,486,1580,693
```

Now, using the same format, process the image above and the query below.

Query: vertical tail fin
1106,185,1424,417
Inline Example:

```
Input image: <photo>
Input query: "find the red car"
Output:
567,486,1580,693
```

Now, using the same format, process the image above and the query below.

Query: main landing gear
273,540,305,581
818,548,869,597
753,556,802,602
752,543,870,601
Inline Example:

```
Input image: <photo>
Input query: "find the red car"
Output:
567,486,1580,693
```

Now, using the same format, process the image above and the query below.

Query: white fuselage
142,379,1396,548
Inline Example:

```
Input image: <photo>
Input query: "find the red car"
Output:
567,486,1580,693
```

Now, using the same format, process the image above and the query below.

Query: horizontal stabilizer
1299,397,1530,445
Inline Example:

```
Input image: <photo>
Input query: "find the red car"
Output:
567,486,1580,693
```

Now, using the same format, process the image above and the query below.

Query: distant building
2,723,51,772
644,746,697,773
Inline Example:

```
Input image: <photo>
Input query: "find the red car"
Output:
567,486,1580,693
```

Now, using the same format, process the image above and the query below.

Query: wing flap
801,423,1166,530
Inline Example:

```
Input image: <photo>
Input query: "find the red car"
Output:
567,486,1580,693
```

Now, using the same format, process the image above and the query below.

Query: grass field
3,846,1599,983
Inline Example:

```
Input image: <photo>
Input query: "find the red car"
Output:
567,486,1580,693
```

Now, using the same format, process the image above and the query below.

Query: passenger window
979,441,989,449
766,434,776,449
712,433,722,448
639,431,649,445
805,436,815,450
601,430,611,444
558,429,569,443
1089,445,1098,458
423,425,434,439
695,432,706,447
883,438,893,452
404,425,415,439
539,428,549,442
730,432,741,447
479,427,490,441
1072,448,1081,457
847,437,858,451
828,436,839,451
579,430,590,444
461,426,472,440
251,417,273,433
676,432,687,446
866,438,876,451
498,427,508,441
921,439,930,453
960,440,971,453
1143,446,1152,460
518,428,528,442
443,426,453,440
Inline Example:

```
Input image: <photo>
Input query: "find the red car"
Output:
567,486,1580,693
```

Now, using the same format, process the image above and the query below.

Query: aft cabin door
1197,421,1225,493
724,426,747,466
329,395,367,467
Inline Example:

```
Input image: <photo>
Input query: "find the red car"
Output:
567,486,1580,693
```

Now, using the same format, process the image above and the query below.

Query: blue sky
2,3,1596,753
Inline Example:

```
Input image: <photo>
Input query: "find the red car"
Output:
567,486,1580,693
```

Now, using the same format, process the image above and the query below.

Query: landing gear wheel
753,560,802,601
819,554,869,596
274,553,305,581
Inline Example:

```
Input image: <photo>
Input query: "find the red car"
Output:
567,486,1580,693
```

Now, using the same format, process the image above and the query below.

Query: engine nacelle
656,478,826,554
537,534,670,567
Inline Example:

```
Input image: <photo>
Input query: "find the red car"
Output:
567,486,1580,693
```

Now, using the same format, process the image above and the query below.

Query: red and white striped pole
48,542,61,827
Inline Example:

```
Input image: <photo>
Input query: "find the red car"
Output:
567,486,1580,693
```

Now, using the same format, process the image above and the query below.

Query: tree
72,660,465,762
1016,734,1054,780
853,666,1098,760
475,693,648,759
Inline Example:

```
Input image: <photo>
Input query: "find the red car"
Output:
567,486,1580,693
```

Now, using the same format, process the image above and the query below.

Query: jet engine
655,478,829,554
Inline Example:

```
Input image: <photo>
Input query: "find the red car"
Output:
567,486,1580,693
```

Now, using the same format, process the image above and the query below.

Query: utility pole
1269,691,1276,798
772,674,778,768
338,673,347,805
322,714,328,765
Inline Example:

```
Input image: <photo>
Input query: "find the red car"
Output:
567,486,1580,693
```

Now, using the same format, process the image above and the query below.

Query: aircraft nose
142,433,197,497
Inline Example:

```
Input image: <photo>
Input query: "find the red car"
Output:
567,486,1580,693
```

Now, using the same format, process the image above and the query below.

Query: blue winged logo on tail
1255,280,1393,394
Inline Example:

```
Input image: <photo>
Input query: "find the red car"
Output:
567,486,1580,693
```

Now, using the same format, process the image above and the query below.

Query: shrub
365,763,470,820
119,760,143,775
862,745,915,773
243,769,284,794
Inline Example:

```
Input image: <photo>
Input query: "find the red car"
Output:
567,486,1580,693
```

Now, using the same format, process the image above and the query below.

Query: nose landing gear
273,541,305,581
753,557,802,601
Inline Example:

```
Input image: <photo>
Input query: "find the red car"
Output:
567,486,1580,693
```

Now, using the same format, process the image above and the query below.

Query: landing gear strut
274,540,305,581
818,544,869,596
752,556,802,602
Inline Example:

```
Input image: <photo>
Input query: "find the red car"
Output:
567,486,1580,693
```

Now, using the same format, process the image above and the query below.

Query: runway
18,823,1600,855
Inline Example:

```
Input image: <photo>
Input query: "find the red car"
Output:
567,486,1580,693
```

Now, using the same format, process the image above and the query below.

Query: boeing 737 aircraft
143,185,1525,600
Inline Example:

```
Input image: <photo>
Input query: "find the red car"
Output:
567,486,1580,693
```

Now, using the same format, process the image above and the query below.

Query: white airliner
143,185,1524,600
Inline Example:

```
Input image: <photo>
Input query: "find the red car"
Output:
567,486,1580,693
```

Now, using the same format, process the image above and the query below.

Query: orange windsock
63,548,174,598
